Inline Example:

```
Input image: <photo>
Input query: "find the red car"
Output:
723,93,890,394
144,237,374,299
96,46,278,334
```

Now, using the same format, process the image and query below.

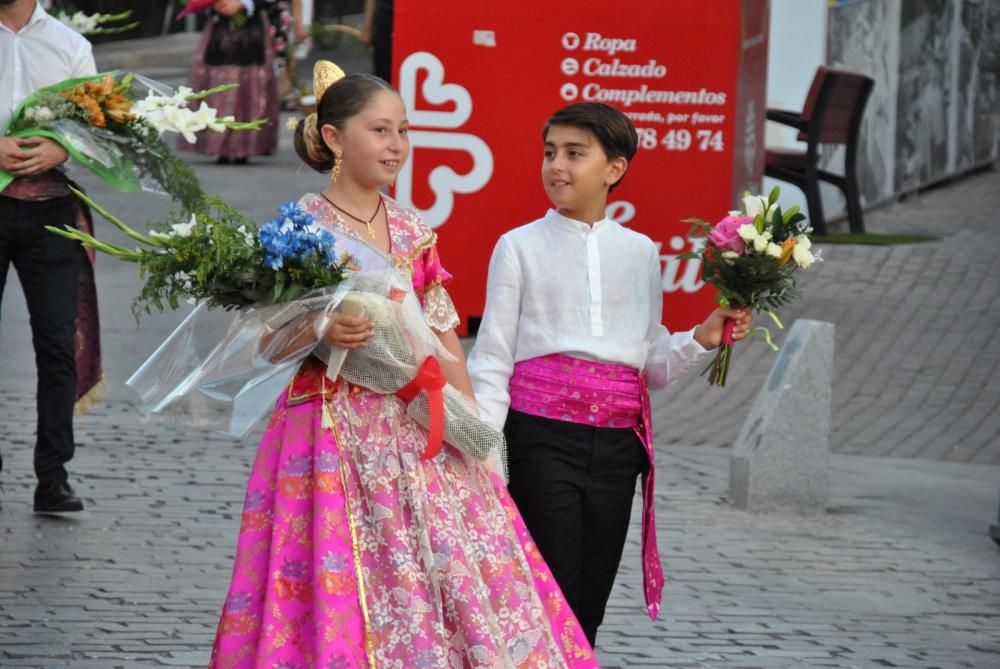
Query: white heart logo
396,51,494,229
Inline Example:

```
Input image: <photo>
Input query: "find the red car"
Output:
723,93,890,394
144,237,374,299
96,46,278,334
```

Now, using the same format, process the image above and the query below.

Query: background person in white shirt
0,0,95,512
467,102,752,647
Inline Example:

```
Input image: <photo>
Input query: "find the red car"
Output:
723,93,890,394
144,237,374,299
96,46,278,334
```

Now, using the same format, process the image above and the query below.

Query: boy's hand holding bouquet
682,186,817,386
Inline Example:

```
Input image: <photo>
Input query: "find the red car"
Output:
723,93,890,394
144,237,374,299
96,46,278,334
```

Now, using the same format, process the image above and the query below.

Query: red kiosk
392,0,769,335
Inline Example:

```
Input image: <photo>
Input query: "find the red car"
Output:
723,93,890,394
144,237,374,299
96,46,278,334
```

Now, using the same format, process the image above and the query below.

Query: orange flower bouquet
0,73,264,209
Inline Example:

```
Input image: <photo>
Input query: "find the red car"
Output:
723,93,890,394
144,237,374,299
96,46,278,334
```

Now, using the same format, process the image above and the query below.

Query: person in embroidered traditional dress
467,102,753,647
208,63,599,668
177,0,279,164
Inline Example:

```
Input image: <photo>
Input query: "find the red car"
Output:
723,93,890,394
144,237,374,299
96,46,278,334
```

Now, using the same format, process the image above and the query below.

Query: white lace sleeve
423,283,460,333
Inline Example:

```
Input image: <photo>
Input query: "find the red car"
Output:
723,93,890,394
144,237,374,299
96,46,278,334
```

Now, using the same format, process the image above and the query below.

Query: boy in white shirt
467,102,751,647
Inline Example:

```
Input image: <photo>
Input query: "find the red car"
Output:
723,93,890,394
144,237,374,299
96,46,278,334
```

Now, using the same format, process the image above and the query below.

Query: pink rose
708,215,751,254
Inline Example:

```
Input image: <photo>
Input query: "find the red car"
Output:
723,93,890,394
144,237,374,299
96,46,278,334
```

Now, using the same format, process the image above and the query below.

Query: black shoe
34,479,84,513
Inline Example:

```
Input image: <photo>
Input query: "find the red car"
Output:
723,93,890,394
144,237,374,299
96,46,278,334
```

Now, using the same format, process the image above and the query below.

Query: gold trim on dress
327,400,378,669
73,377,107,417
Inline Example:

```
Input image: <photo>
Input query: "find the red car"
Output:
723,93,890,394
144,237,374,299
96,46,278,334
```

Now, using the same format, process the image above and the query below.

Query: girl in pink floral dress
208,67,599,669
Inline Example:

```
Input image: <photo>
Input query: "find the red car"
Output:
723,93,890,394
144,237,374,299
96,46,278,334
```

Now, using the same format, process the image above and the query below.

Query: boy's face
542,125,626,222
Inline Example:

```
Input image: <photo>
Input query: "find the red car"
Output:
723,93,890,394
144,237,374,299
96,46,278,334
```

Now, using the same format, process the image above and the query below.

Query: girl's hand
322,312,375,349
693,306,753,350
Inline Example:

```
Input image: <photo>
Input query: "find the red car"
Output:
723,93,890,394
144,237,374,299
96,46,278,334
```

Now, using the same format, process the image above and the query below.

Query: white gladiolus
133,91,232,141
795,235,812,251
753,235,770,253
170,215,197,238
793,244,815,268
765,202,778,222
192,102,224,132
743,194,766,219
173,109,206,143
737,223,758,242
173,87,194,105
56,11,99,34
766,242,783,258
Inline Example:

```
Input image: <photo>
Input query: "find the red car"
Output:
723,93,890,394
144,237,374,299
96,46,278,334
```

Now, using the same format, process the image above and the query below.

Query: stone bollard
729,319,834,514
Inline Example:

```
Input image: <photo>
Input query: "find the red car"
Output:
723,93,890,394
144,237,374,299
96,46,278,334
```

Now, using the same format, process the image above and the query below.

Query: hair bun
293,112,335,172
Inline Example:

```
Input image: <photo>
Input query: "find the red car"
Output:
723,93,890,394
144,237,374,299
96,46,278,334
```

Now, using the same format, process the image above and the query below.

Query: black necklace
321,192,382,239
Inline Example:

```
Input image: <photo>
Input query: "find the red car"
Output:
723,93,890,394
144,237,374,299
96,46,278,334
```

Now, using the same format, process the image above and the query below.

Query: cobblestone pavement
1,397,997,668
1,30,999,669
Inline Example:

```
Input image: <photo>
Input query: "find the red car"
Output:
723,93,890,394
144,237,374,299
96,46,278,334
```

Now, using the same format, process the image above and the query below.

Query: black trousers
0,195,80,483
505,409,649,647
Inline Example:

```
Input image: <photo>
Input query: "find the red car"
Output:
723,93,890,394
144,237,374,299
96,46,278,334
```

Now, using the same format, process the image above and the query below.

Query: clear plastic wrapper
127,283,351,437
126,265,506,473
317,271,507,469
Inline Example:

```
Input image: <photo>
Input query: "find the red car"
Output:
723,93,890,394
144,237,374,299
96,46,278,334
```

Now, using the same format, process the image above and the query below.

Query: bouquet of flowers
682,186,817,387
0,73,265,210
47,194,505,468
55,9,139,36
48,191,347,317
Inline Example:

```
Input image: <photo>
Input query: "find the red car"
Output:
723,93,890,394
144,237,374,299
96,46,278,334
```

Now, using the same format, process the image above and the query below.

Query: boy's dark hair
543,102,638,192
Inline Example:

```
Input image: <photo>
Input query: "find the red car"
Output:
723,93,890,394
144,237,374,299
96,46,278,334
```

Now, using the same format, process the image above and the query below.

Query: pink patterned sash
509,353,664,620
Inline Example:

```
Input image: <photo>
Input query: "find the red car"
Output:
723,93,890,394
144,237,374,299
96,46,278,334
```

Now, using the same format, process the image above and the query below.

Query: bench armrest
766,108,808,130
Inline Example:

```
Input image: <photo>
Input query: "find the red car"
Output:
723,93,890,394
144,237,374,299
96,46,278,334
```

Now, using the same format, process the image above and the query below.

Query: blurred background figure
269,0,311,109
362,0,392,83
177,0,279,164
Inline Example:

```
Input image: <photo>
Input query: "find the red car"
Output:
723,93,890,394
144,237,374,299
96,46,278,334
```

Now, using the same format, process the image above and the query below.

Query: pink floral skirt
209,376,598,668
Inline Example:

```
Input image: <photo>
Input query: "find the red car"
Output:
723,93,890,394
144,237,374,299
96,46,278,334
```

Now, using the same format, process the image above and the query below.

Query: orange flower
778,237,796,266
83,76,114,100
67,92,106,127
104,93,134,124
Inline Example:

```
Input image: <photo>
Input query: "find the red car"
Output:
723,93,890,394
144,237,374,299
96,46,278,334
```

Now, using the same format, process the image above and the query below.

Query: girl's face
542,124,625,222
322,90,409,190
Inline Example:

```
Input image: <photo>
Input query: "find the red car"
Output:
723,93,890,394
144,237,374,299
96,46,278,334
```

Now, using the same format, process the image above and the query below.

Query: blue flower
260,204,337,271
277,201,300,219
293,208,315,229
264,251,284,271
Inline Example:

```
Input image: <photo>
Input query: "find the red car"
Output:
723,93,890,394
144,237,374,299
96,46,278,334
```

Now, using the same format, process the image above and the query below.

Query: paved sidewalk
0,396,997,668
1,29,999,669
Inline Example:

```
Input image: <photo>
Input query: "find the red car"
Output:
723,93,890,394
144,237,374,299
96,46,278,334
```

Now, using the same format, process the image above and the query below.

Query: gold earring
331,151,342,183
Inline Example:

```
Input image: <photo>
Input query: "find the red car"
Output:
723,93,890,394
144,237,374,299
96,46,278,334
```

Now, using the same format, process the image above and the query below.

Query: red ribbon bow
395,356,446,460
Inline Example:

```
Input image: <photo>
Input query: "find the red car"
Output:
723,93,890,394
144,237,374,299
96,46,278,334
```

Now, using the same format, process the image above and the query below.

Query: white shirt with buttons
0,1,96,132
468,208,710,431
